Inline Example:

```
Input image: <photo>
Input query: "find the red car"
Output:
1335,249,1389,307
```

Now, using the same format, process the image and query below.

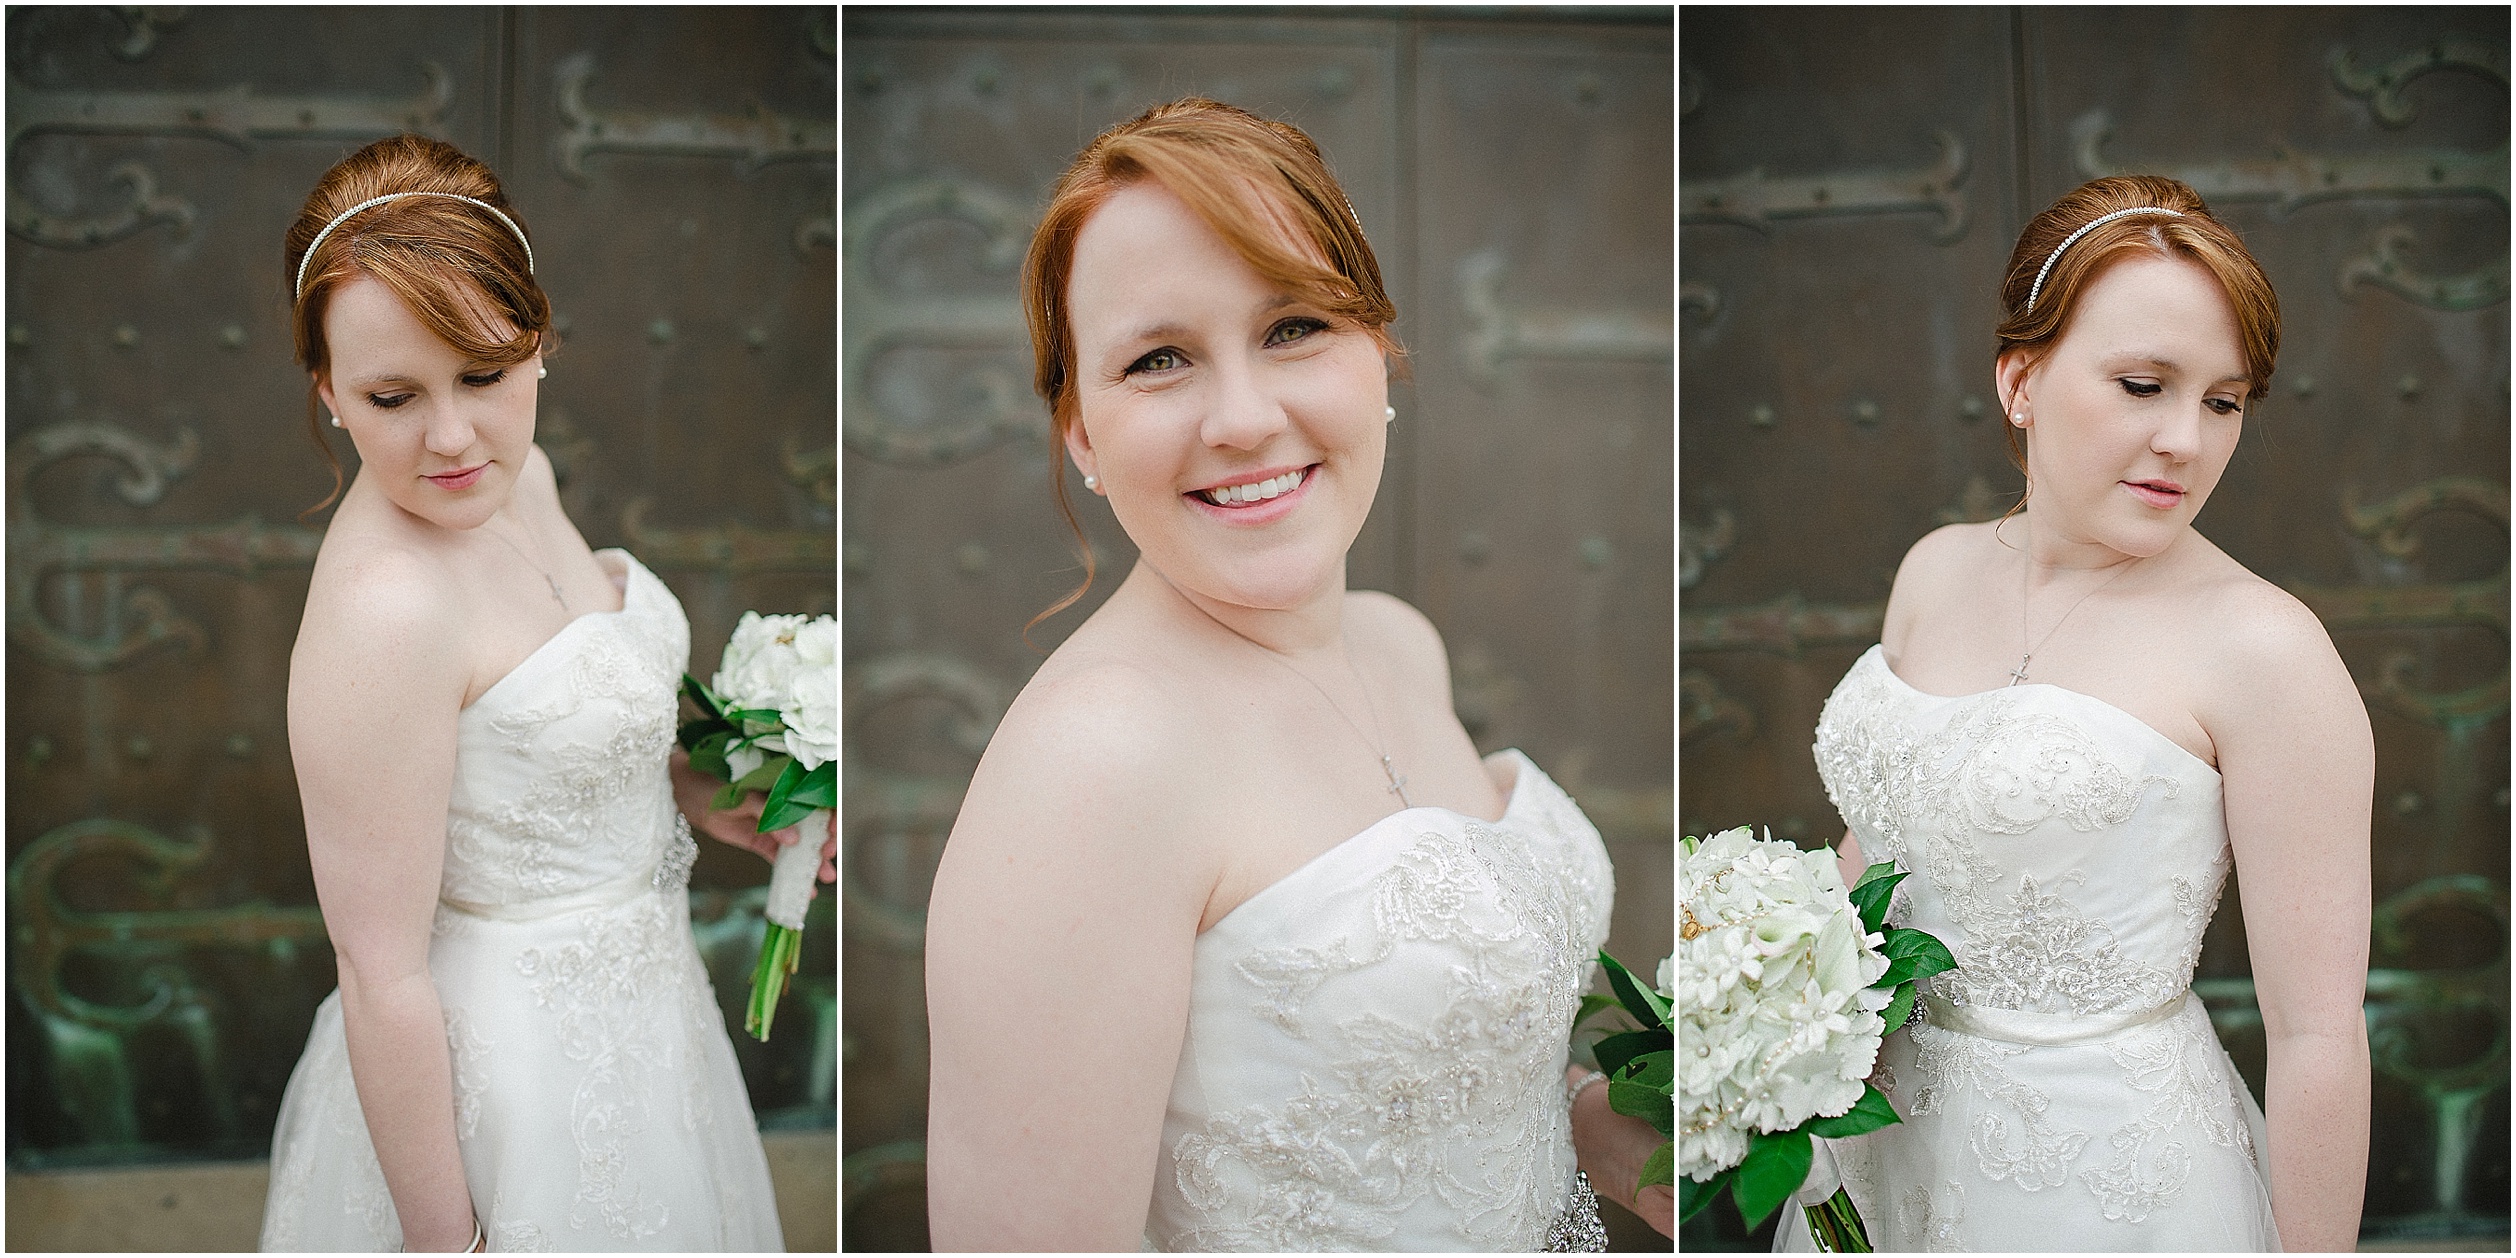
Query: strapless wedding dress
1145,750,1619,1252
1783,645,2277,1251
260,550,783,1252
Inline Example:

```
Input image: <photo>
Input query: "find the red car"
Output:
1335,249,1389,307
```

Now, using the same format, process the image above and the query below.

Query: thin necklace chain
1247,642,1411,809
2011,539,2138,687
486,519,567,612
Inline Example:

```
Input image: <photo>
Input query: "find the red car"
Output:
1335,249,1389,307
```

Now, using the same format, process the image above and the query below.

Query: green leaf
1677,1168,1724,1224
681,674,724,721
758,757,821,833
1806,1083,1901,1138
1574,992,1625,1031
1879,982,1919,1036
1614,1048,1672,1091
1638,1140,1674,1193
1884,927,1957,981
732,754,789,795
1847,863,1906,936
711,780,748,812
1608,1077,1673,1138
684,729,736,781
787,760,836,810
1600,950,1672,1029
1731,1129,1812,1230
1594,1028,1668,1079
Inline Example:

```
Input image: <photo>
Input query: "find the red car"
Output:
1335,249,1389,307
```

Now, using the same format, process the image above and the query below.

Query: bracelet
1566,1069,1609,1108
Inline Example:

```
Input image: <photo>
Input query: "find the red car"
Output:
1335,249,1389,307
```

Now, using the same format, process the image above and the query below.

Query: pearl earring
1083,474,1098,490
1384,405,1396,423
2012,411,2027,425
329,412,342,428
538,365,548,379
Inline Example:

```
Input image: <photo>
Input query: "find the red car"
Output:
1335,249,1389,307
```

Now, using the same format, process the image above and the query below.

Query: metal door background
841,9,1673,1249
5,5,837,1169
1680,6,2508,1247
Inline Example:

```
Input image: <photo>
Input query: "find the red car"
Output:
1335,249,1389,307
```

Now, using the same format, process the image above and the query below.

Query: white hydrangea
1679,826,1892,1183
780,616,837,771
712,611,838,776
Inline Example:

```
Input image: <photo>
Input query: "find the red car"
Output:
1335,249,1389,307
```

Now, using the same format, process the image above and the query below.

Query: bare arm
2210,593,2373,1253
289,554,477,1251
924,668,1210,1250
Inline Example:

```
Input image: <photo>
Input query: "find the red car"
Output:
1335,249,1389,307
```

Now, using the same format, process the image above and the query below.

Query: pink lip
426,463,488,491
1184,463,1319,525
2122,480,2185,509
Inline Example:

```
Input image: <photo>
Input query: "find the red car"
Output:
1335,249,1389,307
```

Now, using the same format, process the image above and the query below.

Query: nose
2152,399,2205,463
422,398,479,458
1199,357,1289,451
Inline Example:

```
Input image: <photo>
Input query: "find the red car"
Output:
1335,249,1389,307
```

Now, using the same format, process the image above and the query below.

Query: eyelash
2118,378,2242,416
1122,318,1330,377
368,368,508,409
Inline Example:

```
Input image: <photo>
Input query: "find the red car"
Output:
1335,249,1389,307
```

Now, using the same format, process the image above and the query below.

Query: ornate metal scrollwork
8,817,328,1146
554,57,834,182
1458,249,1675,389
2338,223,2510,311
1679,507,1734,591
841,654,1008,953
2332,36,2509,130
2289,477,2509,729
5,60,452,249
6,421,324,671
617,497,835,575
841,177,1035,465
1682,130,1969,243
1679,591,1885,658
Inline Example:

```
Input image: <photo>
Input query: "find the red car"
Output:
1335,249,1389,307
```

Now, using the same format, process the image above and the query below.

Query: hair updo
283,134,556,514
1019,96,1400,634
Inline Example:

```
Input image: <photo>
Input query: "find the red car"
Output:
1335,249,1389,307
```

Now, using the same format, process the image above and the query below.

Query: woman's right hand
669,748,837,885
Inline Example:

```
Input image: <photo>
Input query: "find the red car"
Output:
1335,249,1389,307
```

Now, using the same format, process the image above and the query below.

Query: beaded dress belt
1921,989,2194,1048
1543,1170,1609,1252
439,872,659,922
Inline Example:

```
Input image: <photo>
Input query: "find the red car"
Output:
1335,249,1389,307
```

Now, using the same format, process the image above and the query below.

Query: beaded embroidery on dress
1144,750,1617,1252
260,551,784,1252
1778,645,2278,1252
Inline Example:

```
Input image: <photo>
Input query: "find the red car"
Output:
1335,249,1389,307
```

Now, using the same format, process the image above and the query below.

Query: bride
923,98,1671,1250
1794,175,2371,1251
259,134,829,1250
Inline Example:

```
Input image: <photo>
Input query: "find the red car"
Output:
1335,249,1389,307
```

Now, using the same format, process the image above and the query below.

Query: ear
1994,349,2037,426
313,372,337,419
1061,416,1101,493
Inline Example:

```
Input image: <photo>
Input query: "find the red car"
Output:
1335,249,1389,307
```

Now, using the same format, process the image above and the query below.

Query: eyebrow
2112,353,2249,386
1117,295,1306,346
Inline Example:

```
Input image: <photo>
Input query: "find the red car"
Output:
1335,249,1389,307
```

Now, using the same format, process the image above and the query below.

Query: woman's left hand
669,747,838,885
1567,1064,1674,1238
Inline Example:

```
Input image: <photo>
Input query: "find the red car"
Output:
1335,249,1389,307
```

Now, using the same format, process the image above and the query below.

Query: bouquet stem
1805,1188,1872,1253
744,809,829,1041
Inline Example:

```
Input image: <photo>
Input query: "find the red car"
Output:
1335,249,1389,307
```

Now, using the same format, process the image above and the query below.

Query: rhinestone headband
293,192,534,299
2025,206,2185,313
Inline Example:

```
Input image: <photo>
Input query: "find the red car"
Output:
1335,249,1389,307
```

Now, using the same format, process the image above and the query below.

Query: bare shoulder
2179,546,2367,746
1882,521,1999,642
297,535,464,663
1343,588,1452,701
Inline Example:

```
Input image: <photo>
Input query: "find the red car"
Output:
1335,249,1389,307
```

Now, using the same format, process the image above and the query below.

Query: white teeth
1203,468,1305,506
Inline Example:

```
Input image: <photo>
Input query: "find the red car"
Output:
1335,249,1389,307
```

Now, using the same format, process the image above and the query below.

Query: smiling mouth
1192,465,1312,507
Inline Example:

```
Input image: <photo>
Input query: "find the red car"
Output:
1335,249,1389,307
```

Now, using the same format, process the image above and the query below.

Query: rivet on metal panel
972,68,998,95
224,733,252,759
1680,509,1735,590
955,542,989,575
1317,67,1355,100
859,69,883,94
2496,786,2508,808
1959,396,1985,422
8,324,25,347
1850,398,1880,426
2397,374,2423,400
1573,73,1602,106
27,735,53,768
843,542,870,578
124,736,152,762
552,312,573,334
1579,537,1612,570
219,324,245,350
648,319,676,344
113,324,139,347
678,218,700,238
1086,67,1118,98
745,326,769,349
1680,281,1718,320
2394,790,2424,816
1749,403,1776,428
1459,530,1492,566
1778,816,1809,842
2294,376,2316,398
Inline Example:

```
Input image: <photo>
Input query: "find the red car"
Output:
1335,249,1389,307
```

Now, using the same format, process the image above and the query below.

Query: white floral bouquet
1677,826,1953,1250
679,612,837,1040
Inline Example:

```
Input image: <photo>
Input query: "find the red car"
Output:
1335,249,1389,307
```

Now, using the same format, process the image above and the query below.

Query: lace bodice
440,549,696,912
1813,646,2227,1018
1145,750,1617,1252
1792,646,2276,1251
